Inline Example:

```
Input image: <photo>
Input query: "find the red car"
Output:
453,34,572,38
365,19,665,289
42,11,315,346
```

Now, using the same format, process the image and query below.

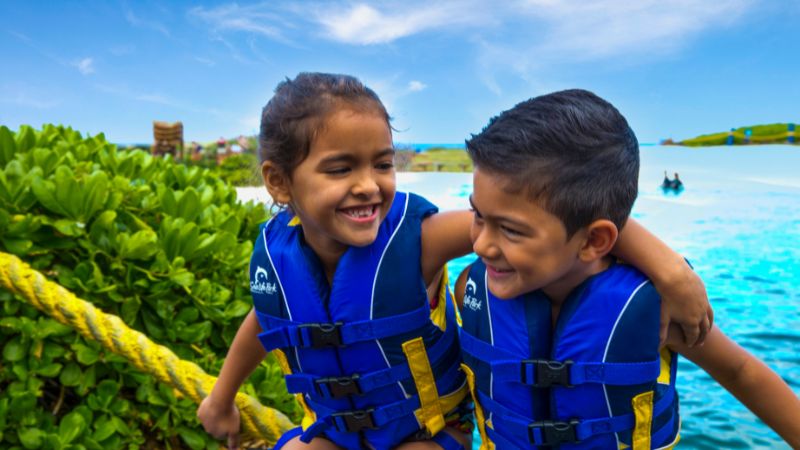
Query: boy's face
470,168,587,300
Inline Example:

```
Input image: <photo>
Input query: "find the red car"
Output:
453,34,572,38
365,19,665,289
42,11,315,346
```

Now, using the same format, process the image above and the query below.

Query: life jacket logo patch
464,277,482,311
251,266,278,295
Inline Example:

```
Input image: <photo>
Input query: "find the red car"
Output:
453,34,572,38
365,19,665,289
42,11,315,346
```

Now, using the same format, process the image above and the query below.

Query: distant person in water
662,171,684,193
671,172,683,190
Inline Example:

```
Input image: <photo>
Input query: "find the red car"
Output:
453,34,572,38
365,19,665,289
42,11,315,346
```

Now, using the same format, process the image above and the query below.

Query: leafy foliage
0,124,301,449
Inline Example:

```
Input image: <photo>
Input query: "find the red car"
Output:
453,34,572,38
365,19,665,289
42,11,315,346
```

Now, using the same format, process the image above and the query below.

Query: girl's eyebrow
319,148,395,165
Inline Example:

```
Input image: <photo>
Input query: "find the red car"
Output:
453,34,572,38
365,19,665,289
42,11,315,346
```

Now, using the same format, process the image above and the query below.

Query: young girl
197,73,712,450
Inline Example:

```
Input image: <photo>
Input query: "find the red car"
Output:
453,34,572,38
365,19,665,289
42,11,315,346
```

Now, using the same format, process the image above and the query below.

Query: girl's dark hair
259,72,390,175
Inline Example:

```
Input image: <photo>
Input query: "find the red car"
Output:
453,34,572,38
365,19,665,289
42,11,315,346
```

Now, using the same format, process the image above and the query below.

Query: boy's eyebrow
469,194,531,230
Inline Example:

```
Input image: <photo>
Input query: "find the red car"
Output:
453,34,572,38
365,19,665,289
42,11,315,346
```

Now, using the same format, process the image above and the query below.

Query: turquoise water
397,146,800,449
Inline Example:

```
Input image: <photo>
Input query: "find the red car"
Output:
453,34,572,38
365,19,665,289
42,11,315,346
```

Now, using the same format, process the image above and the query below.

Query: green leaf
18,427,44,449
53,166,81,219
73,343,100,365
60,363,82,386
169,269,194,287
36,362,62,377
224,300,251,318
96,379,120,401
92,415,116,441
2,337,26,362
15,125,36,153
176,321,212,343
0,125,16,165
58,411,87,444
119,229,158,260
82,171,110,219
175,188,201,221
53,218,85,236
177,426,207,450
31,176,67,216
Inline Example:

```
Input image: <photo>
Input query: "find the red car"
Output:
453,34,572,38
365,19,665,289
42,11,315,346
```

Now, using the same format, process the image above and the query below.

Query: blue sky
1,0,798,145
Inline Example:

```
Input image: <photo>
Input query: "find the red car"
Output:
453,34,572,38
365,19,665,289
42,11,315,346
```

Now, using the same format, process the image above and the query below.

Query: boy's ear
261,161,292,205
578,219,619,262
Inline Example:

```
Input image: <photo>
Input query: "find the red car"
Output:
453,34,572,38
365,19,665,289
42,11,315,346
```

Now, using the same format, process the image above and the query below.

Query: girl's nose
352,172,380,197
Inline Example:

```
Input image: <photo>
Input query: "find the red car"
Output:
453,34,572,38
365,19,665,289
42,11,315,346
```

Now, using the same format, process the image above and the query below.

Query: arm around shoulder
614,218,713,346
667,325,800,447
420,210,473,285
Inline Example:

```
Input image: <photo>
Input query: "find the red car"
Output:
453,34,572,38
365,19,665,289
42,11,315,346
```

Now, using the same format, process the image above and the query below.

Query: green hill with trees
674,123,797,146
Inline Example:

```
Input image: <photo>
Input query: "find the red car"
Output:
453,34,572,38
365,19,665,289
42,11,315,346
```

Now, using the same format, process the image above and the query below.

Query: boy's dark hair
466,89,639,238
259,72,390,174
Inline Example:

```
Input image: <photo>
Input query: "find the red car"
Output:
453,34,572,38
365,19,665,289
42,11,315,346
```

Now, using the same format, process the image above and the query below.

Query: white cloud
124,8,170,37
314,2,489,45
407,80,427,92
74,58,95,75
0,86,59,109
194,56,216,66
188,4,284,39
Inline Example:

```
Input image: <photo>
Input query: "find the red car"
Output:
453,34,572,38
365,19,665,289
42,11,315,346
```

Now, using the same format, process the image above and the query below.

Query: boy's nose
472,228,499,259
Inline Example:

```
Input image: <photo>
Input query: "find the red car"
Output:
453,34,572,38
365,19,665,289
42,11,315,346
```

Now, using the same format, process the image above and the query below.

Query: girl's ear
262,161,292,205
578,219,619,262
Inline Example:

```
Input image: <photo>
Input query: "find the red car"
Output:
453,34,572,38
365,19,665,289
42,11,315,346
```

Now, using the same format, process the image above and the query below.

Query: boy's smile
470,167,590,302
280,108,395,260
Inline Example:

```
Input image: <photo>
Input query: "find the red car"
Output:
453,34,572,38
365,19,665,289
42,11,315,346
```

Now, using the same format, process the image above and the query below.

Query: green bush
216,154,261,187
0,124,301,449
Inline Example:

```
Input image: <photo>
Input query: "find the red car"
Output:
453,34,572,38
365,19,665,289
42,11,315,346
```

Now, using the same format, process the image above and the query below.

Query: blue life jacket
460,259,680,449
251,191,467,450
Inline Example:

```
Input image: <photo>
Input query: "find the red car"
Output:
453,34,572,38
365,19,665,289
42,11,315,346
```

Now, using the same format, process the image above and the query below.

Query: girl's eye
376,162,394,171
326,167,350,175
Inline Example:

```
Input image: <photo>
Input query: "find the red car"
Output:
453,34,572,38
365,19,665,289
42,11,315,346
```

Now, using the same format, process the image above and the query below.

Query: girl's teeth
347,206,373,218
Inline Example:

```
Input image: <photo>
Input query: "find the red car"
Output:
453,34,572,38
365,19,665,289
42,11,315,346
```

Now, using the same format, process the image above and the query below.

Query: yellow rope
0,251,296,445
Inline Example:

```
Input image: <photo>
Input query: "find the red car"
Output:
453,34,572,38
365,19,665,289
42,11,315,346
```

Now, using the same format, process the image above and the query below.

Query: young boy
455,90,800,449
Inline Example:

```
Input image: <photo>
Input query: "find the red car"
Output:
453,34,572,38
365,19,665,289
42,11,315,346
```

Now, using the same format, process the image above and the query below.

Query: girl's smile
264,107,396,271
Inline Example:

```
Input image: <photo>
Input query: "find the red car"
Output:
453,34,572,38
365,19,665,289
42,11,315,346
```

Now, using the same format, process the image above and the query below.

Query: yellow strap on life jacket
657,348,672,385
288,215,301,226
272,349,317,430
461,363,494,450
403,337,446,435
430,266,450,331
631,390,654,450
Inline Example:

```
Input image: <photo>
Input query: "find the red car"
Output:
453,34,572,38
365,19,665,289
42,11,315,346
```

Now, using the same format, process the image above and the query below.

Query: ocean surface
396,146,800,449
237,145,800,448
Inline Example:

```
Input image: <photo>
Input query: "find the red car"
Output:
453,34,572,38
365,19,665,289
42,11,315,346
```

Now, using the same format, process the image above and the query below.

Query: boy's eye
501,225,522,236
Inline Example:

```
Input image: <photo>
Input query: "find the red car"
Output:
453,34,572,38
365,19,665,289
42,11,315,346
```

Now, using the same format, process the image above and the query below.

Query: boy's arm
667,326,800,447
197,309,267,448
613,218,712,346
421,210,473,285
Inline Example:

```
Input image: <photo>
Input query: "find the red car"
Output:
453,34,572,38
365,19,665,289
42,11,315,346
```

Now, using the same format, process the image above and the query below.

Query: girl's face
269,108,396,257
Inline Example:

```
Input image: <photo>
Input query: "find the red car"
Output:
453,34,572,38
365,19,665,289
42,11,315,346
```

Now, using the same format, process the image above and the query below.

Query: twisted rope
0,252,296,445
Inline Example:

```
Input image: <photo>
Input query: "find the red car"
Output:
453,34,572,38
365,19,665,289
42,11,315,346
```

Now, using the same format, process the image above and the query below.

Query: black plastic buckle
299,322,344,347
317,374,361,398
332,409,377,432
528,419,580,446
523,359,573,387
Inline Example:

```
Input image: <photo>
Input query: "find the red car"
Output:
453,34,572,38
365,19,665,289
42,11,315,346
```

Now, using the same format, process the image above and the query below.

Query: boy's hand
657,268,714,347
197,395,241,449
